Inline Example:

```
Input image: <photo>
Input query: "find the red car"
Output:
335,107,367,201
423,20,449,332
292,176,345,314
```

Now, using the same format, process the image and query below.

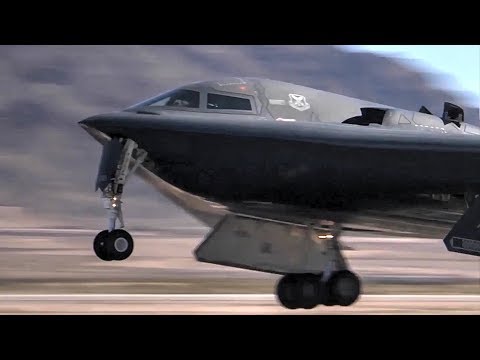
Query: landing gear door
95,138,123,192
443,197,480,256
194,214,344,274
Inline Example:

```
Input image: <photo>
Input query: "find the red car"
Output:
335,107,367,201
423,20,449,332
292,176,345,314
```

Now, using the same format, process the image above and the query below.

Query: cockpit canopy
125,78,257,114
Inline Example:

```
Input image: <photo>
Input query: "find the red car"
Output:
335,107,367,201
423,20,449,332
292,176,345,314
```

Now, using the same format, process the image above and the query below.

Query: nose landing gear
92,137,147,262
93,229,134,262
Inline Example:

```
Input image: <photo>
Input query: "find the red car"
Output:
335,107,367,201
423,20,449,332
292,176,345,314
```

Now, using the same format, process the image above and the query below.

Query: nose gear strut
93,137,147,261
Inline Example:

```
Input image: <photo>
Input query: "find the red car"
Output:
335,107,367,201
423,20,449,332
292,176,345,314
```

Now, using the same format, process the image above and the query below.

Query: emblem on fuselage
288,94,310,111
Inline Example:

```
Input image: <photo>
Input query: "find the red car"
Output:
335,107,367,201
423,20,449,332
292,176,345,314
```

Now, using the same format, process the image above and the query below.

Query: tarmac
0,294,478,314
0,227,478,314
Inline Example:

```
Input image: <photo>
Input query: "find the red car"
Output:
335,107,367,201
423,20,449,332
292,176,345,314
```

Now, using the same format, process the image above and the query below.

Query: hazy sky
341,45,480,107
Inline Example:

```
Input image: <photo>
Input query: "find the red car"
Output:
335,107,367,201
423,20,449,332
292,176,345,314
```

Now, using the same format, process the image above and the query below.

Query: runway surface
0,293,479,314
1,227,479,282
0,227,479,314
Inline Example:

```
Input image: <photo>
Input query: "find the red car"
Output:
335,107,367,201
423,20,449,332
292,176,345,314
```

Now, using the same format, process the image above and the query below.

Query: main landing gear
275,226,361,309
92,137,147,262
194,214,362,309
276,270,361,309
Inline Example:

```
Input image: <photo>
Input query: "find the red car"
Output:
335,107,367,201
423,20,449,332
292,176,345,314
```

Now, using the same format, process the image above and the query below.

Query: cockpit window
207,93,252,111
145,89,200,108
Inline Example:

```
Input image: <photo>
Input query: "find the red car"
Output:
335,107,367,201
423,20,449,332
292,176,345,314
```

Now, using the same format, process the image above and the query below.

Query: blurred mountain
0,45,478,227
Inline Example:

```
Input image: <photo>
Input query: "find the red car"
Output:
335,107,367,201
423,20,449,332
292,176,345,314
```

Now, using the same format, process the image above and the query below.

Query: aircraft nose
78,115,106,129
78,112,143,141
78,115,117,144
78,113,126,133
78,113,128,141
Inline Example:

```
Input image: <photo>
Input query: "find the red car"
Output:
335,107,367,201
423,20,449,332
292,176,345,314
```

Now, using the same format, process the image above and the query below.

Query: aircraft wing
223,198,464,239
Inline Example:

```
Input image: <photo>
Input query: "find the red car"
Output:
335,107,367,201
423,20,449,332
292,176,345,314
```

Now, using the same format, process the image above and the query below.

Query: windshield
128,89,200,110
207,93,252,111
